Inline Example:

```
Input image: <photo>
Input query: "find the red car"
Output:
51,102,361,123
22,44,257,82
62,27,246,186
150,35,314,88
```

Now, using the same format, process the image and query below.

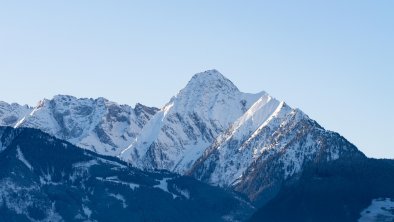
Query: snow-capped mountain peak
181,69,240,94
120,70,267,173
0,70,367,206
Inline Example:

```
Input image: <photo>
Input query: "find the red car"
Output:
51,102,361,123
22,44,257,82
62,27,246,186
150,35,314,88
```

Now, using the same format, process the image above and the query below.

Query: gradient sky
0,1,393,158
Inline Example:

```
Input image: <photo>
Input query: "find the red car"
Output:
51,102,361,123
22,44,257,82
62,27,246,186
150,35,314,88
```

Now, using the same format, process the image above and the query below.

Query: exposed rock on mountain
121,70,265,173
0,126,253,222
1,96,158,156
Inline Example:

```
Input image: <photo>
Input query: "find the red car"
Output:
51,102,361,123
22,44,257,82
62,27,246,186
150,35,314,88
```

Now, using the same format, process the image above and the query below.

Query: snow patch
120,70,267,173
86,154,127,169
109,193,128,208
359,198,394,222
7,95,158,158
154,177,178,199
72,159,99,169
173,185,190,199
82,205,92,218
16,146,33,171
96,176,139,190
14,117,26,128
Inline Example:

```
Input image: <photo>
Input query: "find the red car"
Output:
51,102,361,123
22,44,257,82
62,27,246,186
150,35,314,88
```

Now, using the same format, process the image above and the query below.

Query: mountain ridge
120,70,268,173
0,69,376,206
0,126,253,221
0,95,159,157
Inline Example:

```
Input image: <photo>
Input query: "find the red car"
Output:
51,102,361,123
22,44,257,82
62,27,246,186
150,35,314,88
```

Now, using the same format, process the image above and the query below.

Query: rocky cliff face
1,96,158,156
0,101,32,126
188,85,364,202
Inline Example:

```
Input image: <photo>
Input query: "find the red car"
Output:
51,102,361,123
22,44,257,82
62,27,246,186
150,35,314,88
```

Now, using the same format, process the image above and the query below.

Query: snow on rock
7,95,158,157
190,96,360,201
118,70,360,191
85,153,127,169
72,159,99,169
190,100,294,186
96,176,140,190
154,177,171,193
359,198,394,222
0,70,365,203
121,69,265,173
82,204,92,219
173,185,190,199
154,177,178,199
16,145,33,171
224,95,281,142
0,101,32,126
109,193,128,208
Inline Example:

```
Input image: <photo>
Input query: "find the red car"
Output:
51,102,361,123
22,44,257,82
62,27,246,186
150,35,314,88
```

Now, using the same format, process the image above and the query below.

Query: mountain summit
120,70,266,172
0,70,393,221
0,70,371,206
181,69,240,95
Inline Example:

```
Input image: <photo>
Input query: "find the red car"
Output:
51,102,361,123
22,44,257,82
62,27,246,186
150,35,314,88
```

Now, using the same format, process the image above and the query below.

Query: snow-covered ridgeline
120,70,267,173
0,95,159,156
0,70,362,197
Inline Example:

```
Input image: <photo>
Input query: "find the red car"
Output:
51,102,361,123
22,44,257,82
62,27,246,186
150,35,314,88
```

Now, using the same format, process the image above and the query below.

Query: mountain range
1,69,393,221
0,126,252,221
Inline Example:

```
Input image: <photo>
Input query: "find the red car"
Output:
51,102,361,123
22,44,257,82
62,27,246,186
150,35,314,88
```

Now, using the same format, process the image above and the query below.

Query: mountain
0,101,32,126
1,95,159,156
0,126,253,222
120,70,265,173
248,157,394,222
189,102,365,204
1,70,393,221
109,69,365,205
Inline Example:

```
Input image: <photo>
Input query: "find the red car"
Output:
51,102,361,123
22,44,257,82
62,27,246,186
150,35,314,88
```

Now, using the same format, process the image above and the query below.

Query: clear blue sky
0,1,393,158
